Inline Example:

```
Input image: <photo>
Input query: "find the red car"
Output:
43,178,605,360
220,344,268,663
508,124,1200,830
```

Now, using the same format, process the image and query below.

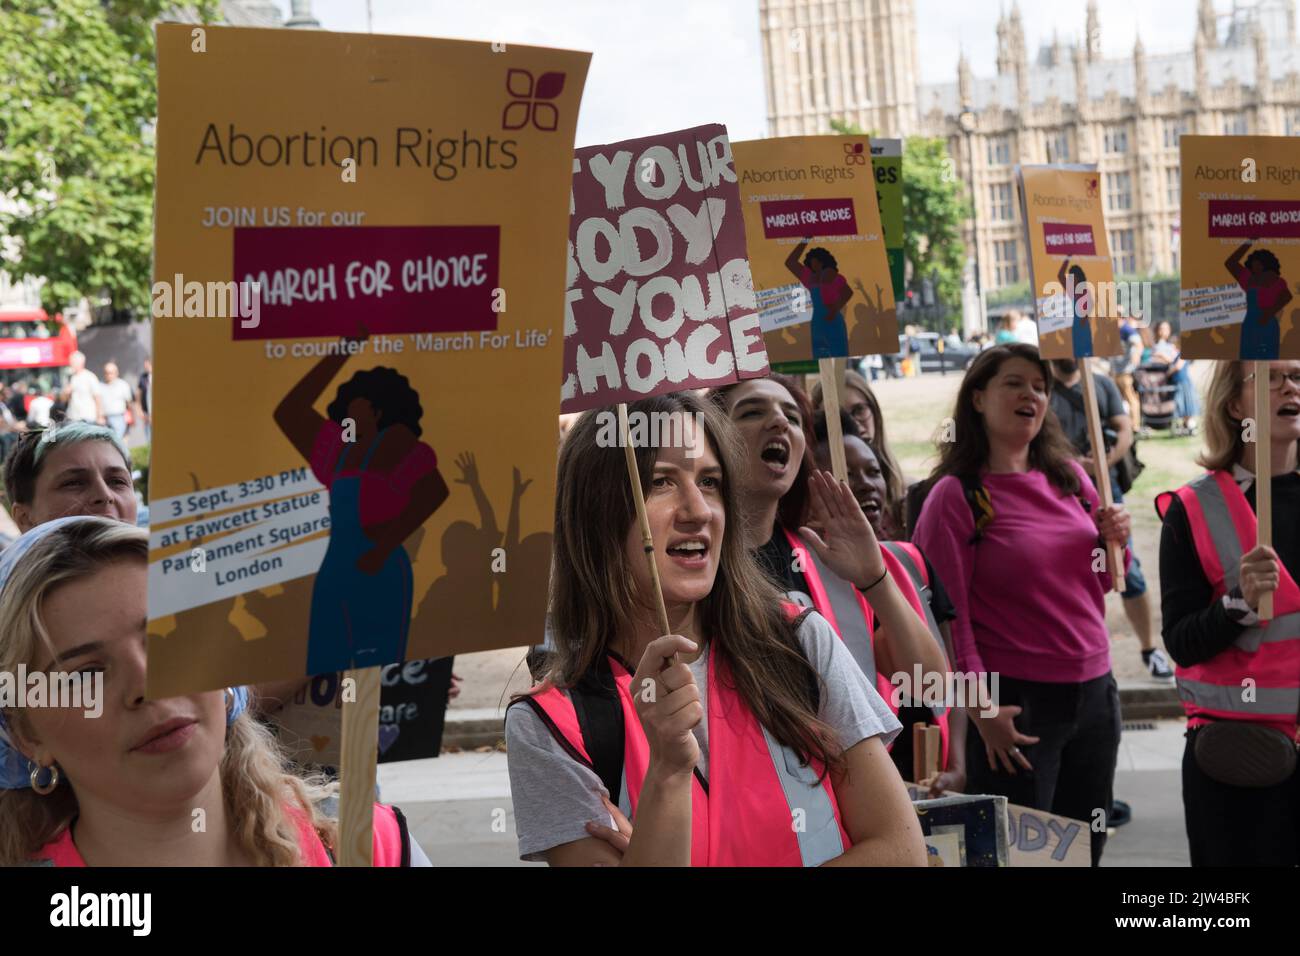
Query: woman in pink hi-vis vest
1157,360,1300,866
507,392,924,866
0,518,423,867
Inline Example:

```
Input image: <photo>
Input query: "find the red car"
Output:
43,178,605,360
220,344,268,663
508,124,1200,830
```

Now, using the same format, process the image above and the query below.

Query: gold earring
29,761,59,796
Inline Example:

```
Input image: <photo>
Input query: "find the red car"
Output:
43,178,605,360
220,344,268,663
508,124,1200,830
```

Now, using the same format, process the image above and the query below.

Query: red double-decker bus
0,307,78,394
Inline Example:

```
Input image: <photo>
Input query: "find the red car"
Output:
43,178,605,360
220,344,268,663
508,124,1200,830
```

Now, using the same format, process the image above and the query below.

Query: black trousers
966,672,1121,866
1182,727,1300,866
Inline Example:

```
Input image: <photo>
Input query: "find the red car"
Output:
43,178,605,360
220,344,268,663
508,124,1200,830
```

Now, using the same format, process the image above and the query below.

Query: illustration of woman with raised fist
1226,242,1292,360
274,329,448,674
786,240,853,359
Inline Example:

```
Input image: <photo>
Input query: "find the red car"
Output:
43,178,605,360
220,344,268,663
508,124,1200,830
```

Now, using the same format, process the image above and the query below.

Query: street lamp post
958,105,986,333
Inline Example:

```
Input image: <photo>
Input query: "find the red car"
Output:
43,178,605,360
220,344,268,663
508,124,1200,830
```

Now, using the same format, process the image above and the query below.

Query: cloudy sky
291,0,1218,143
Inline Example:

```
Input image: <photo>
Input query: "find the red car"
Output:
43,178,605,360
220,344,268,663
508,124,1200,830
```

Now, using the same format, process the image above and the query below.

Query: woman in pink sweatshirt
913,344,1131,865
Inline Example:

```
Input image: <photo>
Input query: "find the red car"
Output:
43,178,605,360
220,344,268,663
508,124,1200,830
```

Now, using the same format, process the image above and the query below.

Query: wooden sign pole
1254,362,1275,621
1078,358,1124,593
337,665,382,866
619,403,672,637
818,358,848,482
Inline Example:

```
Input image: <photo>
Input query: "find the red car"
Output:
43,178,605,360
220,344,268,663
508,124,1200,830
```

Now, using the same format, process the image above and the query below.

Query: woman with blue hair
0,517,427,865
2,422,138,532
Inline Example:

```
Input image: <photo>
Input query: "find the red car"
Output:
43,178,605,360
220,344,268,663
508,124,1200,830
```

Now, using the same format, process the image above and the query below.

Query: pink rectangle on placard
759,198,858,239
231,225,500,340
1042,222,1096,256
1207,199,1300,238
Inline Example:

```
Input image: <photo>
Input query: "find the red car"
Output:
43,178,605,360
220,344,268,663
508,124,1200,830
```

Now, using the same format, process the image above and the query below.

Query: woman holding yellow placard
912,345,1132,866
506,392,924,866
1157,360,1300,865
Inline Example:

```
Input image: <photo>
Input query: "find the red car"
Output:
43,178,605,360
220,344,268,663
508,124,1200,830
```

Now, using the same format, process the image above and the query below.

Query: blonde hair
0,518,338,866
1198,361,1249,473
1199,361,1300,473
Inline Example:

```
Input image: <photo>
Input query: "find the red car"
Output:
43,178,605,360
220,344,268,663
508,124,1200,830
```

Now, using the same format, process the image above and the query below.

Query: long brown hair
710,373,817,531
931,343,1080,494
545,391,843,776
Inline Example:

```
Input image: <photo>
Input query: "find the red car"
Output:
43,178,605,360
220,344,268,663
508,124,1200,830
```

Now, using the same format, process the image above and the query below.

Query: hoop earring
29,761,59,796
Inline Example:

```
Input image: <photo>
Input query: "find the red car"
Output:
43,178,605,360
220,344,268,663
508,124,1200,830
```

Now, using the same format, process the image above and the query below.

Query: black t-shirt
1160,471,1300,667
756,524,814,608
1050,373,1126,492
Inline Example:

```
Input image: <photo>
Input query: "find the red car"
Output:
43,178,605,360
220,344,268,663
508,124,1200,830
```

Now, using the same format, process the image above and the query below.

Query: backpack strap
568,657,626,806
391,805,412,868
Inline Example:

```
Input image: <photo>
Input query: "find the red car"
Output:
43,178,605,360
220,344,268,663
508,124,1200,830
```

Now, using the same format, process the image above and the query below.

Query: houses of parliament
761,0,1300,292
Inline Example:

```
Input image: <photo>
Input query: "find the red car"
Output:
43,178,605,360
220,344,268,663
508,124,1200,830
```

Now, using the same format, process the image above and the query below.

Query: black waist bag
1193,721,1298,788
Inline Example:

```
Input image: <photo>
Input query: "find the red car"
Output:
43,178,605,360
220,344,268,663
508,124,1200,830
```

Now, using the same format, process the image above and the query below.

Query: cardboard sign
907,784,1090,866
1005,801,1093,867
1016,165,1122,359
274,658,455,769
734,135,896,363
1179,135,1300,359
147,25,588,695
871,139,905,300
560,124,768,412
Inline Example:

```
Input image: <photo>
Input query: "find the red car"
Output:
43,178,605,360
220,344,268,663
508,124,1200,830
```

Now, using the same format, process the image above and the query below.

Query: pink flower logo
502,69,566,131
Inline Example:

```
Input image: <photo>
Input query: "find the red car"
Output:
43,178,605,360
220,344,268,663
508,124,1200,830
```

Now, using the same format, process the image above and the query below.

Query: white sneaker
1144,648,1175,683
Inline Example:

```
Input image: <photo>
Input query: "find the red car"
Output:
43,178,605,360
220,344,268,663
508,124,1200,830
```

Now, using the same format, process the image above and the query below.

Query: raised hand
797,469,886,590
512,466,532,498
454,451,479,486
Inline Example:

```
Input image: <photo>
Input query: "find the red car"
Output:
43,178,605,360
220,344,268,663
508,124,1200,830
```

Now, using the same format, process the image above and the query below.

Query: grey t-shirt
505,610,902,862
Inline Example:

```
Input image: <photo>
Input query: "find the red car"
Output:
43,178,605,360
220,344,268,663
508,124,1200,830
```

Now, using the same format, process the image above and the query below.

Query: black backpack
1054,380,1145,495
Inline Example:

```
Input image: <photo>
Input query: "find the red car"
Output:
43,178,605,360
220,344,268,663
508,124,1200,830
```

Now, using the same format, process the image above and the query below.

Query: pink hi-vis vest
783,528,951,769
31,802,408,867
522,604,851,867
1156,470,1300,738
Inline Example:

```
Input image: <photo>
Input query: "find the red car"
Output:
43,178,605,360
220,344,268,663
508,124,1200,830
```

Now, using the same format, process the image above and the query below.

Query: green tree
830,119,970,316
0,1,215,319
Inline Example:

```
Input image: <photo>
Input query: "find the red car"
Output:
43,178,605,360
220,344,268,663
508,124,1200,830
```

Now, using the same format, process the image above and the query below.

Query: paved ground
383,716,1192,867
